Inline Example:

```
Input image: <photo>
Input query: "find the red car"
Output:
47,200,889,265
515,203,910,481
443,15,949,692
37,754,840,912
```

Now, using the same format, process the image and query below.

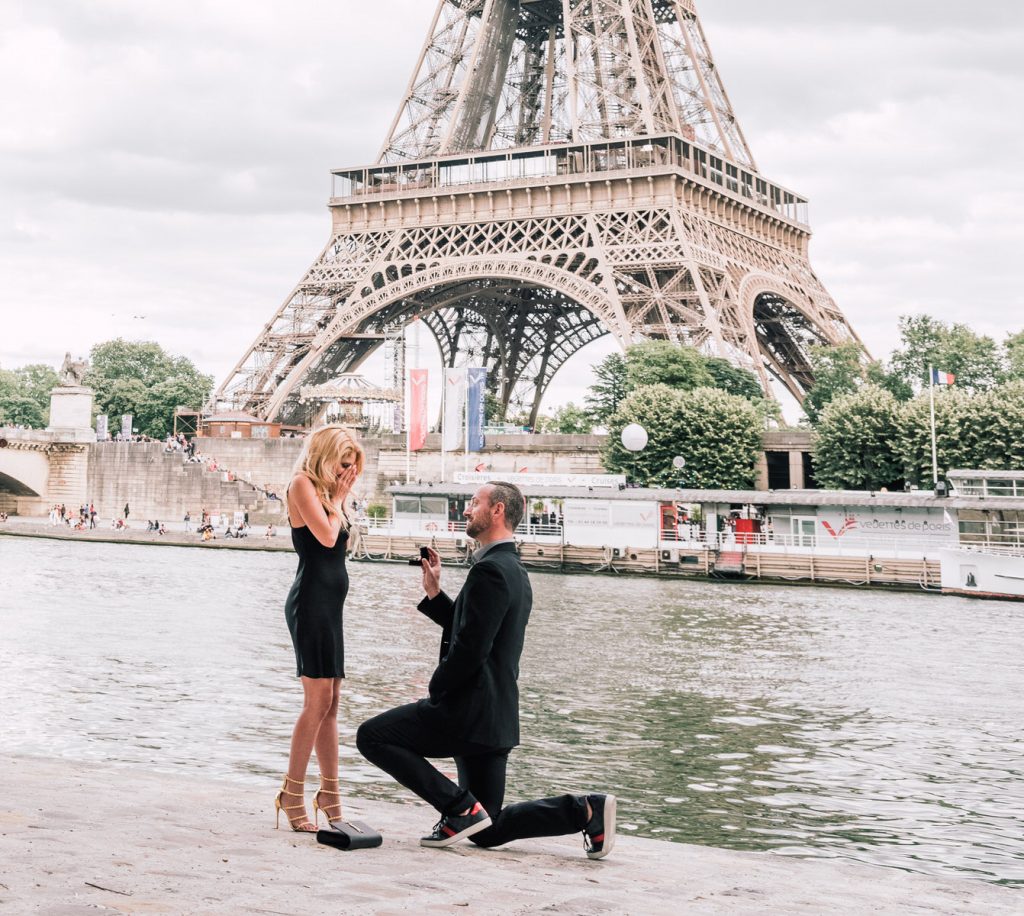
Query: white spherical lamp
620,423,648,452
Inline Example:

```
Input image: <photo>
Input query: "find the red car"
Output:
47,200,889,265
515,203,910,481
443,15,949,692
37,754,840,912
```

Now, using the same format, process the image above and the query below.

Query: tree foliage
802,342,868,424
602,384,763,489
585,342,765,430
802,342,909,424
85,339,212,438
958,381,1024,471
704,356,763,401
581,352,626,429
814,379,1024,491
889,315,1003,393
894,388,973,486
812,385,903,490
533,402,593,434
583,352,628,427
1005,331,1024,381
624,340,713,391
0,364,60,428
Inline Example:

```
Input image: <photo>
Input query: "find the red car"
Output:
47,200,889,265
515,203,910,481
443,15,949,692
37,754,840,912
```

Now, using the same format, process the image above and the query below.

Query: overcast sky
2,0,1022,412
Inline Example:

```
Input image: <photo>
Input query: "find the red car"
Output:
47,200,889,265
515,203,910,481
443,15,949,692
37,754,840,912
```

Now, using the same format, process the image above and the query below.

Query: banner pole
464,371,470,474
440,370,446,484
928,364,938,486
405,378,411,485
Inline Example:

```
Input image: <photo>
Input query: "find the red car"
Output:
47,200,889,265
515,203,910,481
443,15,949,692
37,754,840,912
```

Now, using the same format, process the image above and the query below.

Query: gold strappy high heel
274,775,315,832
313,775,344,828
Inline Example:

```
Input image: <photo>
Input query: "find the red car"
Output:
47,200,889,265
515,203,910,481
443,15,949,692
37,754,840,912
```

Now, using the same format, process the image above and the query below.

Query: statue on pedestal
59,352,89,387
48,352,95,440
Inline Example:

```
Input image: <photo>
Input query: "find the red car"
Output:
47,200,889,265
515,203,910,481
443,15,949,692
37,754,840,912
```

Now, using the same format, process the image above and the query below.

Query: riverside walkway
0,755,1014,915
0,516,292,551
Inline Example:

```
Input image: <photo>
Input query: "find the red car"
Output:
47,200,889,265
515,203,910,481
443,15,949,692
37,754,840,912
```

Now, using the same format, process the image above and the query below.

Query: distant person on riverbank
356,481,617,859
123,503,129,521
265,524,276,539
184,512,192,532
276,425,365,834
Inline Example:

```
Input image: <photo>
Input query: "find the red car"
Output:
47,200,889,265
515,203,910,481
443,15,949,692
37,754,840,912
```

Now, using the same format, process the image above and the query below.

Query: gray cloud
2,0,1022,413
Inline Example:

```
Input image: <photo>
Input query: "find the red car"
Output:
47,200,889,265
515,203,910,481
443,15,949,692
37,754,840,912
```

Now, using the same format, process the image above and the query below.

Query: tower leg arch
736,272,861,402
261,257,630,423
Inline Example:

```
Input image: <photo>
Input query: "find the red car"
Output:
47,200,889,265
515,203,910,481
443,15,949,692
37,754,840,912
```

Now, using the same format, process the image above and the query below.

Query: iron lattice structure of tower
214,0,861,426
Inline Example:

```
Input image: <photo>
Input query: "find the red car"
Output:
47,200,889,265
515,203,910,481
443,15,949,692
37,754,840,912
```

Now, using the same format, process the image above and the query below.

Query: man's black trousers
356,702,588,847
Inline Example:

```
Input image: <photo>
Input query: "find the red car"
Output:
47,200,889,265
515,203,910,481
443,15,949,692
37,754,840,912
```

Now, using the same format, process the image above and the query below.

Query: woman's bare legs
282,676,336,831
313,678,344,823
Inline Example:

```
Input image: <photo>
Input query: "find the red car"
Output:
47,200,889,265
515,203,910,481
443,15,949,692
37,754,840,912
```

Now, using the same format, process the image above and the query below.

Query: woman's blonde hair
292,425,365,526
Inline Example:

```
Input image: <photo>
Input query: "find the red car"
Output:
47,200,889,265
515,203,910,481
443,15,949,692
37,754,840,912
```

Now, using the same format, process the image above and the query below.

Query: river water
1,537,1021,885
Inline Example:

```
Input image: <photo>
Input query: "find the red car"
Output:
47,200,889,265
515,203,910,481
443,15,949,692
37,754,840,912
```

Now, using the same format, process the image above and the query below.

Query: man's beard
466,517,484,539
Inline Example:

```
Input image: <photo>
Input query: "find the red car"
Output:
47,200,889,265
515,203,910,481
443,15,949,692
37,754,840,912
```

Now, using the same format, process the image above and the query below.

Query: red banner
408,368,428,451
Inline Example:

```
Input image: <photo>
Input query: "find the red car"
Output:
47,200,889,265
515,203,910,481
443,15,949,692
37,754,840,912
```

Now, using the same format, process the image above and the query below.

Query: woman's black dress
284,524,349,678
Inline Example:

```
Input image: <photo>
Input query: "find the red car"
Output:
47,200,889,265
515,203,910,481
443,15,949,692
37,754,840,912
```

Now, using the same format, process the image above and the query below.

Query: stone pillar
47,386,97,443
46,444,91,508
755,451,769,489
788,450,805,489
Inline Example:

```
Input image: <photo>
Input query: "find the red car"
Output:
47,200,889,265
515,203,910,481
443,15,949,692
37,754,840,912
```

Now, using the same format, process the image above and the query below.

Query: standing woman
275,425,365,832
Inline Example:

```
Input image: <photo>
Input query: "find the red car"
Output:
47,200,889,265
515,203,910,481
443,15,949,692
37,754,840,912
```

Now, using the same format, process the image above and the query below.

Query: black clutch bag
316,821,383,851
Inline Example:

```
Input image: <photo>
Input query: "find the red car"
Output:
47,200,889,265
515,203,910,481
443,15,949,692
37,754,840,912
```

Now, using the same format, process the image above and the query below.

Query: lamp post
672,455,686,487
621,423,647,486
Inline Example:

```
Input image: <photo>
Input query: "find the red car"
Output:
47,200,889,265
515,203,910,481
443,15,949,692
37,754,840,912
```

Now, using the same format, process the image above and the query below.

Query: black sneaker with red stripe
420,801,492,848
583,794,616,860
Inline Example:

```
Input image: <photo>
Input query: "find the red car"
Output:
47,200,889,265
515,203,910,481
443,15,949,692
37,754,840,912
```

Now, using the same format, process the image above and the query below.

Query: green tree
889,315,1002,393
1004,331,1024,380
584,351,629,426
959,380,1024,471
802,342,910,424
85,339,212,438
625,340,713,391
812,385,903,490
0,363,59,428
703,356,763,401
865,360,914,401
894,387,973,486
802,342,868,424
533,402,593,434
602,384,762,488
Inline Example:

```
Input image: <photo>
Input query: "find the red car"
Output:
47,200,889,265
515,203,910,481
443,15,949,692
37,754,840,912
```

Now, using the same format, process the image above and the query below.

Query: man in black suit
356,481,616,857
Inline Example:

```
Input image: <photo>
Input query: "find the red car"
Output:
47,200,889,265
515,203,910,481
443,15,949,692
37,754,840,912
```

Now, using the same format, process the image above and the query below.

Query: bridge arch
0,446,49,500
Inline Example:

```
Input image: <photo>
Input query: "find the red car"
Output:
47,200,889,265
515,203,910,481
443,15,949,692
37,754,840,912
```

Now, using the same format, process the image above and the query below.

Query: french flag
931,368,955,386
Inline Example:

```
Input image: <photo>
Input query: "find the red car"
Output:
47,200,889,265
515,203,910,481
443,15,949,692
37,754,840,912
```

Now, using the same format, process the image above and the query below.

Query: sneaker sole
587,795,616,860
420,815,493,848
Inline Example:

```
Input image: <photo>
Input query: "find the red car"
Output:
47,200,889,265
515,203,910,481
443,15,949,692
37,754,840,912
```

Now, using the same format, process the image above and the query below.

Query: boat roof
387,483,1022,512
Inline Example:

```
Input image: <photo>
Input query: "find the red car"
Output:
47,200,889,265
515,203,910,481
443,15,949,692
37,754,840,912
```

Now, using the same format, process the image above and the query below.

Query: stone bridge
0,429,91,515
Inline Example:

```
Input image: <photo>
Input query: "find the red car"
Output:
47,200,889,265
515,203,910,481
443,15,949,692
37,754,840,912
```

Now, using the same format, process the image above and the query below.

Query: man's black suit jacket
416,542,532,749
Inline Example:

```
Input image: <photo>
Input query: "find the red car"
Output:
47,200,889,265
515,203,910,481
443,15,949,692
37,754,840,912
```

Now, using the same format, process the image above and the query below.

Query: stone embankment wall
9,428,814,520
85,442,276,524
80,434,609,523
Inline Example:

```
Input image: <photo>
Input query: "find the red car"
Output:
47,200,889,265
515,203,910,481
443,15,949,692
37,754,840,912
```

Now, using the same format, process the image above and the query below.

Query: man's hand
421,546,441,599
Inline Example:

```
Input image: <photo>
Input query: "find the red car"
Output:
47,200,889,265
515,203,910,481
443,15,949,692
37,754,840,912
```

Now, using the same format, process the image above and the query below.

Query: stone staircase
86,443,271,523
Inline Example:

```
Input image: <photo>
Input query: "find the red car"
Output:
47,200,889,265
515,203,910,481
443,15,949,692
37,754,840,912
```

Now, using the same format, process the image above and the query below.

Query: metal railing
359,518,955,558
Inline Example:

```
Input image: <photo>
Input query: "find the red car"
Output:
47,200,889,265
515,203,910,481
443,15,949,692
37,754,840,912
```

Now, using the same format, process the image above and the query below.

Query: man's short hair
487,481,524,532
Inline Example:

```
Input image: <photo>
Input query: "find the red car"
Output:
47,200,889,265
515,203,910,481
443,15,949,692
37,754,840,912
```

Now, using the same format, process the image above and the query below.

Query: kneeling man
356,481,615,858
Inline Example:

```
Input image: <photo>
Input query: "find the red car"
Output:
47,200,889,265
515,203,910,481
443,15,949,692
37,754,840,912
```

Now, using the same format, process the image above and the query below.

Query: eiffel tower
214,0,861,426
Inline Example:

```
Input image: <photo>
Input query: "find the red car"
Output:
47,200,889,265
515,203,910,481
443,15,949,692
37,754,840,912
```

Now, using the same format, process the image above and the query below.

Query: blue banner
466,367,487,452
